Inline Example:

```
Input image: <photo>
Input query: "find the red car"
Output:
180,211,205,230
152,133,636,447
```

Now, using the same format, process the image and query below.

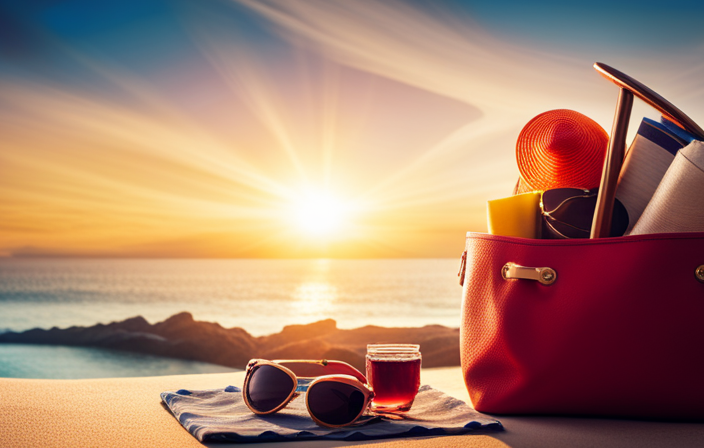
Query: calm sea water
0,258,462,336
0,344,236,379
0,258,462,378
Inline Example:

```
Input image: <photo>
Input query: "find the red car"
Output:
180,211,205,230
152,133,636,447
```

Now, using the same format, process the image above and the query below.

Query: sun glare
293,191,348,236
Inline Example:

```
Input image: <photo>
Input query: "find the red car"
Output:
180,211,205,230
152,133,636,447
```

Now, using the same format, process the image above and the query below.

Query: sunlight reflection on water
0,258,461,336
293,281,338,319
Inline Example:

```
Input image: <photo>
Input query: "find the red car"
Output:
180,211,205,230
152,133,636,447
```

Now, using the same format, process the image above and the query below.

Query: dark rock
0,313,460,371
257,319,337,352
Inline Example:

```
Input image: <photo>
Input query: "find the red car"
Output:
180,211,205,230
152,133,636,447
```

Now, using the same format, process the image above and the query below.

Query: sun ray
313,60,342,191
0,81,291,201
3,0,703,258
190,33,310,184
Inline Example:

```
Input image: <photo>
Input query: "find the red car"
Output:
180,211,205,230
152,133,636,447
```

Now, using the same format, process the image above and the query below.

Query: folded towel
630,140,704,235
616,117,686,231
161,385,502,443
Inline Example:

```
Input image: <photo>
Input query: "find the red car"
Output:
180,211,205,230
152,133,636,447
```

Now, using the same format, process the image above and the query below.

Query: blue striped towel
161,384,502,443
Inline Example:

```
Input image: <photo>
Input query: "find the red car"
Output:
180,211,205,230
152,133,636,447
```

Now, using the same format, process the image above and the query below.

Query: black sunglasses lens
541,188,586,212
246,365,295,412
542,188,630,238
307,382,366,426
610,199,629,236
544,216,589,238
550,195,598,230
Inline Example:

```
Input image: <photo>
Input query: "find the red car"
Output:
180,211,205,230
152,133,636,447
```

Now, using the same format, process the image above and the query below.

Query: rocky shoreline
0,312,460,371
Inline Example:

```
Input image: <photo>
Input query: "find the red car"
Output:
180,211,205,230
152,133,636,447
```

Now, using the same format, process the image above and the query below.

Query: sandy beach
3,367,704,448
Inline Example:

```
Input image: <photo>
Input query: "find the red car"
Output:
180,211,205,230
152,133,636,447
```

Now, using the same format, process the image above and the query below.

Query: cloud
2,0,703,257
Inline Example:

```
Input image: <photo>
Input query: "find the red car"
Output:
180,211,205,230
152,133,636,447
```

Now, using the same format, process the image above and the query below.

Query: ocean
0,258,463,378
0,344,236,379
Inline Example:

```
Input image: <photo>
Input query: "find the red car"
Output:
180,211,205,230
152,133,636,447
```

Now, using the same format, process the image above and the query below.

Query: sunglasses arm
274,360,367,383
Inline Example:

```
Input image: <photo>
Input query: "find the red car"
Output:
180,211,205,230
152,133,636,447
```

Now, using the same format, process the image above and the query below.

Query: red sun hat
516,109,609,192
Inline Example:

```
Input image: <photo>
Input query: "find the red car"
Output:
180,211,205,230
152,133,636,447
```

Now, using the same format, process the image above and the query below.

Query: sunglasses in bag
541,188,629,238
243,359,374,427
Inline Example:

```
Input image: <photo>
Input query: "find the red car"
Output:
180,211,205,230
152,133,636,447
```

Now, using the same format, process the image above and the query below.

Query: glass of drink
365,344,421,412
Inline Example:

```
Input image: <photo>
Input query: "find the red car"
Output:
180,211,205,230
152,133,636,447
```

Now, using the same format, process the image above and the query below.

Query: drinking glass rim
367,344,420,353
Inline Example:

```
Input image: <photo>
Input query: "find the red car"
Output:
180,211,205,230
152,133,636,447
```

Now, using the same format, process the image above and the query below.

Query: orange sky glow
1,0,703,258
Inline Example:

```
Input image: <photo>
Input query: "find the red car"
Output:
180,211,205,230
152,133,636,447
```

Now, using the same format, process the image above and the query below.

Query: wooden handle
590,62,704,238
591,88,633,238
594,62,704,140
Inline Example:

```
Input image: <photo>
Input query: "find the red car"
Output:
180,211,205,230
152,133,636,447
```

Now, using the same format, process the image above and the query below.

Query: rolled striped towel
615,117,687,231
630,140,704,235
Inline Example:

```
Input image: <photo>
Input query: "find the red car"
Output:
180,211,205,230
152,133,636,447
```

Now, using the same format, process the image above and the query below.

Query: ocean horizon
0,258,462,378
0,258,462,336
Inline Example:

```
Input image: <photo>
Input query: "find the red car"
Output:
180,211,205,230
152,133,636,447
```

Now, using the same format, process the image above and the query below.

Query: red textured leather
460,231,704,420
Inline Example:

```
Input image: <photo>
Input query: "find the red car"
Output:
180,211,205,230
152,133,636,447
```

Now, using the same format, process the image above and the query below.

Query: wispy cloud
1,0,702,257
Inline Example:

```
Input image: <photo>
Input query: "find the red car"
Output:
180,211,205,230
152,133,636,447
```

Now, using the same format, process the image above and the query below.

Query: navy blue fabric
639,117,686,155
658,116,699,145
161,385,502,443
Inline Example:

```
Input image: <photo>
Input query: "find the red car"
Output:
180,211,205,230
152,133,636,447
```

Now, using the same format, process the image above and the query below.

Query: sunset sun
293,191,349,236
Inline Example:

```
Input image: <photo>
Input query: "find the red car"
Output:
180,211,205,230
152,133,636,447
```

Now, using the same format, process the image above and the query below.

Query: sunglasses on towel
541,188,629,239
243,359,374,428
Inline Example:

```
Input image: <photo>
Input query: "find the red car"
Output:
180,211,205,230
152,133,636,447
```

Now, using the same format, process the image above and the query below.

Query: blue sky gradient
1,0,703,257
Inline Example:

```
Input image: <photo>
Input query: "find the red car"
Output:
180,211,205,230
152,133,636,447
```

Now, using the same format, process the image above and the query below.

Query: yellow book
487,192,542,238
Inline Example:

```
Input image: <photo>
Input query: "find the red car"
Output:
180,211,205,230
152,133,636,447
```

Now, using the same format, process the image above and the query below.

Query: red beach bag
459,63,704,420
459,232,704,420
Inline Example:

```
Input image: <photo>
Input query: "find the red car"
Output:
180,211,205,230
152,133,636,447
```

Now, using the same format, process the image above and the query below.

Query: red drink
366,344,421,412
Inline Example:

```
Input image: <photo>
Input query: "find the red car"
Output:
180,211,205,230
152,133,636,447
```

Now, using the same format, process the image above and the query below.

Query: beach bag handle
590,62,704,238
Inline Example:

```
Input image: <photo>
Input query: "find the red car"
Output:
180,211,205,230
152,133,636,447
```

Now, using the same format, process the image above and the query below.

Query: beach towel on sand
161,384,502,443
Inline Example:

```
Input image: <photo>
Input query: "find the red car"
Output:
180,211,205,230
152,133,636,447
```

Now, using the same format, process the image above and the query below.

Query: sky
1,0,703,258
